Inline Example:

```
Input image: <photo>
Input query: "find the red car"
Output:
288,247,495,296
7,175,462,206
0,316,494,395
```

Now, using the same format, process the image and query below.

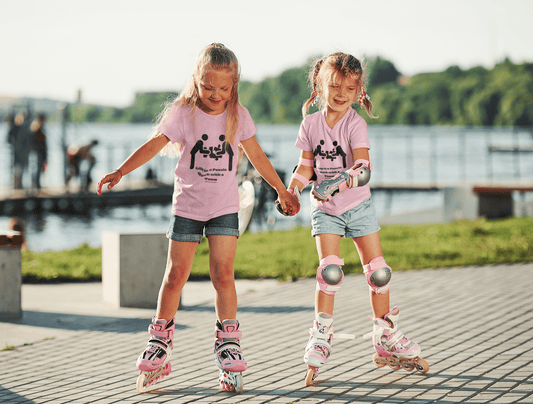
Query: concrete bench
0,232,24,318
102,232,170,309
473,186,533,219
444,185,533,221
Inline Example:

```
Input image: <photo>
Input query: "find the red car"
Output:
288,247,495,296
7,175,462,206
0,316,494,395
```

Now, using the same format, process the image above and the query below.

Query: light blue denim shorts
311,198,381,238
167,213,239,242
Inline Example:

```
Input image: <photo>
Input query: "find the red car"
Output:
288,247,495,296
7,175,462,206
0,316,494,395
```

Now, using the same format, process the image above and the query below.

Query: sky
1,0,532,107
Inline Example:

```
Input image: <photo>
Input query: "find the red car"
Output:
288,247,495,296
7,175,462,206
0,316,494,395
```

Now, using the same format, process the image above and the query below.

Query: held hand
276,188,301,216
97,170,122,195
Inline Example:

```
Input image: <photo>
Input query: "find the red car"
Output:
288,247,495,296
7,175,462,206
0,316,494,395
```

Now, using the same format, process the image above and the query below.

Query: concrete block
102,232,168,309
0,232,23,318
443,186,478,222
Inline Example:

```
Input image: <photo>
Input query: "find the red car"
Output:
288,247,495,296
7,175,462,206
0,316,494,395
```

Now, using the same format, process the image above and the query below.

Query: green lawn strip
21,217,533,283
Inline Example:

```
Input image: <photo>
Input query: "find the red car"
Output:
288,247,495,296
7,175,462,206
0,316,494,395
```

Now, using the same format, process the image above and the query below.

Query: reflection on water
0,188,445,252
1,123,532,252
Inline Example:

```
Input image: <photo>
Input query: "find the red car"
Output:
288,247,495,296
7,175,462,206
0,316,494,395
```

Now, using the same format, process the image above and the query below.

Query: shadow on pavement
0,311,189,333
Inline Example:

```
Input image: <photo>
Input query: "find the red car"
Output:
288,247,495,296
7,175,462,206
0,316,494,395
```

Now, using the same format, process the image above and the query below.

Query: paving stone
1,263,533,403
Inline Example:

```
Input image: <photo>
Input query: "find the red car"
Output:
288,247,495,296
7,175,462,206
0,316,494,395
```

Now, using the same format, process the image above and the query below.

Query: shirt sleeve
294,116,313,152
349,114,370,150
238,106,257,142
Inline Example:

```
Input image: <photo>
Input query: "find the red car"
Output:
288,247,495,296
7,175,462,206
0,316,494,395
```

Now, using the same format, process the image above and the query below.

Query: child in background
286,52,428,385
97,43,299,393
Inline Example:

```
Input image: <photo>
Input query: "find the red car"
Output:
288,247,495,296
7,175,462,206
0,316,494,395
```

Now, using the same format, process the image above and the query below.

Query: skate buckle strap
385,330,405,348
334,333,355,340
147,337,171,350
215,329,243,339
309,326,334,340
149,328,173,339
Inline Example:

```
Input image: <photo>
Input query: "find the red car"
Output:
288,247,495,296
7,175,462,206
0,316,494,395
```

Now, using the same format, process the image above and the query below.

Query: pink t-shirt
295,108,371,216
158,104,256,221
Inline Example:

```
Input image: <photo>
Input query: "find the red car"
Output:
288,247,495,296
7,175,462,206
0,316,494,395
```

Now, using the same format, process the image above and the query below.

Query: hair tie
358,91,370,108
311,91,319,106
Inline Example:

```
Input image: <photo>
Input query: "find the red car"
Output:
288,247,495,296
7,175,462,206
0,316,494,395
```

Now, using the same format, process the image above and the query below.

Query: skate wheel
372,353,386,368
386,356,400,370
415,358,430,374
136,373,147,393
234,372,243,393
305,367,318,386
401,360,415,372
165,362,172,376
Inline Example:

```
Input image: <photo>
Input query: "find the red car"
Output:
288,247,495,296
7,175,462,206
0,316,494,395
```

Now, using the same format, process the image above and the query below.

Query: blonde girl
287,52,428,385
97,43,299,393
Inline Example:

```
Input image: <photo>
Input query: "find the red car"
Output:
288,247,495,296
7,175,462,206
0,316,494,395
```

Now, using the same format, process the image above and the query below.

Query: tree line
69,57,533,127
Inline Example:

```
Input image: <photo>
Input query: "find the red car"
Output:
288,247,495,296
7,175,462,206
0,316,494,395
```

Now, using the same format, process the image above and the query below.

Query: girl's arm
97,133,170,195
352,147,370,162
240,136,300,216
288,150,315,191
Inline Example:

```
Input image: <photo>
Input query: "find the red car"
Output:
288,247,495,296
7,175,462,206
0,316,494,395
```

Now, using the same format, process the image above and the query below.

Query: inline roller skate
304,312,334,385
215,319,247,392
136,317,175,393
364,307,429,374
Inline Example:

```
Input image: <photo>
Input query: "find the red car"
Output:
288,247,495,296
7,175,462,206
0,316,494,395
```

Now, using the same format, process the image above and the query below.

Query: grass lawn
21,217,532,283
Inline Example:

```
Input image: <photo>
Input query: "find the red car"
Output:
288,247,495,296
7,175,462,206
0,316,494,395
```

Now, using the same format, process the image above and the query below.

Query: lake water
1,122,532,252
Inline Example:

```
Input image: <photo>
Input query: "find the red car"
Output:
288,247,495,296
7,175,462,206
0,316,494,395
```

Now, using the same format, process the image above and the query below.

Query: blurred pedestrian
66,140,98,191
30,113,48,190
7,112,32,189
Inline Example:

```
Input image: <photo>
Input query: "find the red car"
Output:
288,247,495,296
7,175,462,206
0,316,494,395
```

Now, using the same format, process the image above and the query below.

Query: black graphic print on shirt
190,134,234,182
314,140,347,168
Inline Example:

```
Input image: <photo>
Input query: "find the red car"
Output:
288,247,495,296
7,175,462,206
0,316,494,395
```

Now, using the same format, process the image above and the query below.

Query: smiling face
322,75,359,116
197,68,235,115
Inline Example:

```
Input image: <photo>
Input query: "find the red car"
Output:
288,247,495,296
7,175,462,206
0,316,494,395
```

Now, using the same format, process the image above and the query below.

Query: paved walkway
1,263,532,403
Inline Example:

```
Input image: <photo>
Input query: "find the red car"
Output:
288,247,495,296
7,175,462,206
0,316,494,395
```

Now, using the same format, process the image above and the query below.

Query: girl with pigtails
286,53,429,385
97,43,299,393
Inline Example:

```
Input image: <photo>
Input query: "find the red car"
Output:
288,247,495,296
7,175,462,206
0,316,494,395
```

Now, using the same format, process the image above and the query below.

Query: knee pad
317,255,344,295
363,257,391,294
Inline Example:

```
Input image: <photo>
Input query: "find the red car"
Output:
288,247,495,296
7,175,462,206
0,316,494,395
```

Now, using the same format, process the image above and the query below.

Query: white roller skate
136,317,175,393
214,319,247,393
304,312,334,385
364,307,429,374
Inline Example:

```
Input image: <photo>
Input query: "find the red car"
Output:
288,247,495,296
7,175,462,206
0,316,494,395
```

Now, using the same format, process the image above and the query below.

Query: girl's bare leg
208,235,238,321
156,239,198,321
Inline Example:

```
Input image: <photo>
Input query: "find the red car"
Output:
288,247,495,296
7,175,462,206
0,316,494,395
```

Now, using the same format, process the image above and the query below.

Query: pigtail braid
302,57,326,117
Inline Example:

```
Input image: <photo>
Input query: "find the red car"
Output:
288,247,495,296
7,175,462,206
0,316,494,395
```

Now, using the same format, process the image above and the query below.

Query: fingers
96,173,120,195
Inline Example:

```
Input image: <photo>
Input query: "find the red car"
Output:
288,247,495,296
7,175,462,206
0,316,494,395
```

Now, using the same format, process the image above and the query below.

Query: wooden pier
0,181,174,216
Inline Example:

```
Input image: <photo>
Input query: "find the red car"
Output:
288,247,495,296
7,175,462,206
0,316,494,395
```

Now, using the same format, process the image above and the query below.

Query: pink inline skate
304,312,334,386
215,319,247,392
364,307,429,373
136,317,175,393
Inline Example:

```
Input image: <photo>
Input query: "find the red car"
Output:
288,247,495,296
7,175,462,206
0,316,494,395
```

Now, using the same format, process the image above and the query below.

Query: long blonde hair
152,43,242,157
302,52,376,118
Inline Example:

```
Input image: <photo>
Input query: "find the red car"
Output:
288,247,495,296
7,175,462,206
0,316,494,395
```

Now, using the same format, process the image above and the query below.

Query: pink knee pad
363,257,391,294
317,255,344,295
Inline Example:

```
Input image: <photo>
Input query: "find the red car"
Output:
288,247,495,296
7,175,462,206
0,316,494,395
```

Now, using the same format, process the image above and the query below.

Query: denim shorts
167,213,239,242
311,198,381,238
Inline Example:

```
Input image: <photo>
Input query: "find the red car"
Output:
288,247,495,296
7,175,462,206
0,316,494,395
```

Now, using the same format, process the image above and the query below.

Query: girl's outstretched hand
97,170,122,195
277,189,300,216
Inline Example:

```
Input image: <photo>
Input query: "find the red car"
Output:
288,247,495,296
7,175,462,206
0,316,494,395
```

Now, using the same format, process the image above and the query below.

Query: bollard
101,232,176,309
0,231,23,318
